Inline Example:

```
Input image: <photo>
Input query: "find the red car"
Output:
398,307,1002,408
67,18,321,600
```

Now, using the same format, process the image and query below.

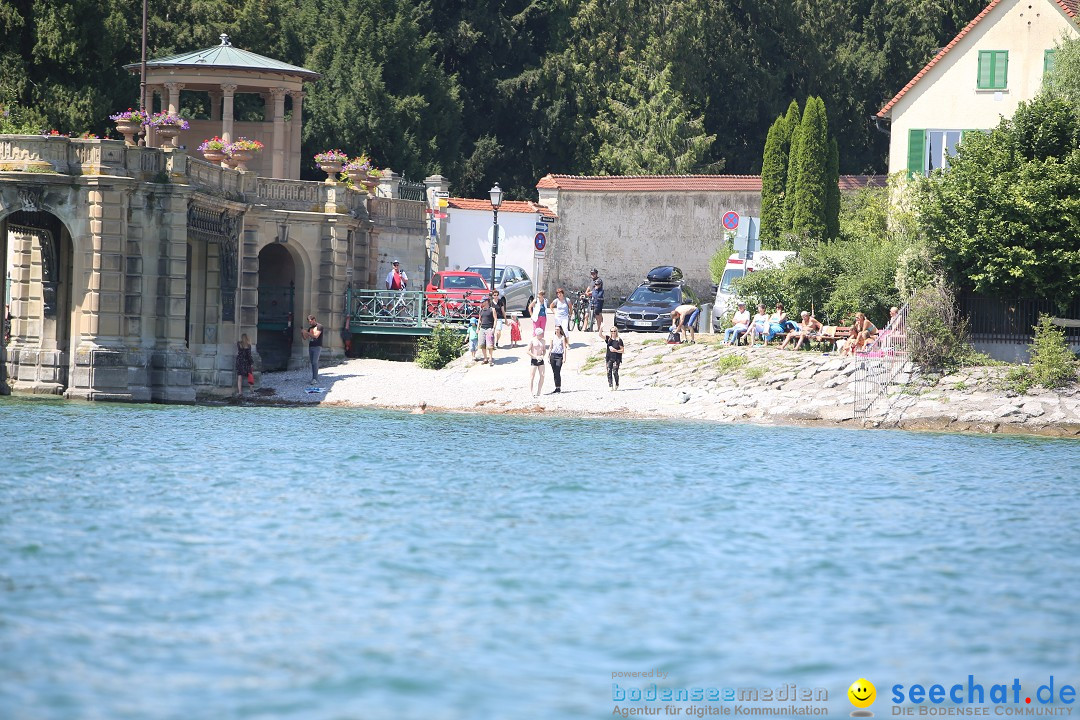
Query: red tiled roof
533,174,885,193
535,174,763,191
447,198,556,216
878,0,1079,118
838,175,888,190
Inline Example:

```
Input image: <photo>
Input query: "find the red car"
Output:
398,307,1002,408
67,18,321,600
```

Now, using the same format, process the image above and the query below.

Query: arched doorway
2,210,74,394
257,243,296,370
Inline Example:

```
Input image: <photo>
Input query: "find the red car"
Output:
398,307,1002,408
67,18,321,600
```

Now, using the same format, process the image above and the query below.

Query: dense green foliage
734,179,916,326
758,116,788,244
906,281,974,371
915,93,1080,303
0,0,989,194
415,323,465,369
791,96,830,242
1006,315,1079,392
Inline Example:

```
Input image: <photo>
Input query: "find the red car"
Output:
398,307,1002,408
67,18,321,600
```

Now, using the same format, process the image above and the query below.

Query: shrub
1029,314,1079,388
415,323,464,369
906,281,974,370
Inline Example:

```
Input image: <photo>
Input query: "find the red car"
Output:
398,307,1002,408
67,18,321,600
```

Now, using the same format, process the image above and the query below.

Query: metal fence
398,177,427,202
958,295,1080,342
853,305,912,419
346,288,429,330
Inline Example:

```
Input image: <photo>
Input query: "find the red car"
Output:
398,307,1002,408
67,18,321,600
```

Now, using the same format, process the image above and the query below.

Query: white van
711,251,796,330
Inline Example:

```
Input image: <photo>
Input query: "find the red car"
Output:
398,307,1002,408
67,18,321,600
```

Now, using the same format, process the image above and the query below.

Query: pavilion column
271,87,287,179
208,91,222,122
221,83,237,143
289,91,304,180
146,86,161,147
163,82,184,148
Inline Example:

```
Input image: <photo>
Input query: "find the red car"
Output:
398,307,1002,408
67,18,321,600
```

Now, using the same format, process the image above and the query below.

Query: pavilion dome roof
124,34,320,80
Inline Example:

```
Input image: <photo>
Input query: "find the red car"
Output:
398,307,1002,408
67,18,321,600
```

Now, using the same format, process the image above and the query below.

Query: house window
1045,49,1057,78
977,50,1008,89
907,129,967,176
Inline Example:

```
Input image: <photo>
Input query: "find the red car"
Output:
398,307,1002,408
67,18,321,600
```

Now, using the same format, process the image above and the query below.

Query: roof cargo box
646,266,683,284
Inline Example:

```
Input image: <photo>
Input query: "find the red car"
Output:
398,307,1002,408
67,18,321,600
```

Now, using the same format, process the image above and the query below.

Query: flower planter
231,150,255,172
155,126,181,147
202,150,227,165
320,162,344,183
115,122,142,147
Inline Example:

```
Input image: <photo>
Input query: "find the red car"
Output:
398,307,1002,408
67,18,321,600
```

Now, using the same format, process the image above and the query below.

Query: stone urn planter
114,122,142,147
319,162,344,183
155,126,181,147
202,150,227,165
231,150,254,172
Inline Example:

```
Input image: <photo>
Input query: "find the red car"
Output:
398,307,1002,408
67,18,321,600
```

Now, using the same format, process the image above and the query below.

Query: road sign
437,198,448,208
434,190,450,198
535,221,549,232
534,232,547,252
722,210,740,230
433,212,447,220
540,215,557,223
487,223,505,245
430,219,436,237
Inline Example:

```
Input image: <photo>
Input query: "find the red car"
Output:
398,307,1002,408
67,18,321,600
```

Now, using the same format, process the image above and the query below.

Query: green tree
916,94,1080,302
826,136,841,239
593,47,716,175
783,121,803,235
792,96,829,242
759,115,788,247
1038,33,1080,110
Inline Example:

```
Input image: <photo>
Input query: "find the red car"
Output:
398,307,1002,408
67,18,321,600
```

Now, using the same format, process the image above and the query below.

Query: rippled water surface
1,398,1079,719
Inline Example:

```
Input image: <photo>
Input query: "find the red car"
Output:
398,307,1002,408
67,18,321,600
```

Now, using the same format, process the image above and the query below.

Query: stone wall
540,189,761,304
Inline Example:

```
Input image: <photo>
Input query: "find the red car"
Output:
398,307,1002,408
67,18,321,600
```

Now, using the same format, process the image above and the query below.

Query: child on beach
509,315,522,347
467,318,479,360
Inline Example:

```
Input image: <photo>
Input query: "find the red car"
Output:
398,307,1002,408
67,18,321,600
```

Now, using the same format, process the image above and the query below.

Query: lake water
1,398,1079,719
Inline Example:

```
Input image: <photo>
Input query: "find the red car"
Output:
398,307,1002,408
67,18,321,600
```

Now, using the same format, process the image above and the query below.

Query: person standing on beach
492,290,508,347
548,324,568,393
300,314,323,383
528,327,547,397
235,333,254,397
529,290,548,334
478,297,496,365
585,268,605,336
550,288,571,336
605,327,624,391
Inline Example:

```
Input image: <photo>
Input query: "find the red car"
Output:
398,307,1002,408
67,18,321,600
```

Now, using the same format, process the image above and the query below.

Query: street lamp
489,182,502,293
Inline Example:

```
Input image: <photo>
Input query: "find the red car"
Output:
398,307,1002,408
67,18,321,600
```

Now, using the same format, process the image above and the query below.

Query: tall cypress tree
792,96,829,241
826,136,841,239
759,115,788,249
783,120,804,236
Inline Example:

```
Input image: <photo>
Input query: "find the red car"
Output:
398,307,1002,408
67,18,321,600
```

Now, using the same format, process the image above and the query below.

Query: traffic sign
722,210,740,230
540,215,557,223
434,190,450,198
433,211,447,220
430,219,437,237
535,221,549,232
437,198,448,208
534,232,547,251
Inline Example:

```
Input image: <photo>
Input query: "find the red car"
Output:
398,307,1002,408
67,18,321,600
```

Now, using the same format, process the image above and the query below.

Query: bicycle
570,292,590,331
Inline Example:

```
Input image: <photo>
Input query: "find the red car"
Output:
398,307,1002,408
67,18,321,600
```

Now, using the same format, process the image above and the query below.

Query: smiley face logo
848,678,876,709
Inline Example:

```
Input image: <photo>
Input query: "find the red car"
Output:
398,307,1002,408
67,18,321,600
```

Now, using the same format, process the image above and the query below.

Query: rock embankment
251,331,1080,438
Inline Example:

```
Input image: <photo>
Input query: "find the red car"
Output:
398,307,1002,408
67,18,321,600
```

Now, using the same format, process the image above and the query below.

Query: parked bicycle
570,292,591,331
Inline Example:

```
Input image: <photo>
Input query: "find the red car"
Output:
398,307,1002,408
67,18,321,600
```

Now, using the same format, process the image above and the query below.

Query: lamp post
489,182,503,293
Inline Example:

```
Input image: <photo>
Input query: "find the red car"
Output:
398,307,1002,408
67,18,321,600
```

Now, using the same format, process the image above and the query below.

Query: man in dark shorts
477,297,497,365
586,268,605,336
300,314,323,382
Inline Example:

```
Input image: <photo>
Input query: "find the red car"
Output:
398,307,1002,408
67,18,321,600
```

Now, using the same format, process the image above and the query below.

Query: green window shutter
1045,49,1057,77
907,129,926,177
977,50,1008,89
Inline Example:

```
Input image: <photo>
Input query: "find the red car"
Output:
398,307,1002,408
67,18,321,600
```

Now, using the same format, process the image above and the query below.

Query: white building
877,0,1079,176
444,197,556,293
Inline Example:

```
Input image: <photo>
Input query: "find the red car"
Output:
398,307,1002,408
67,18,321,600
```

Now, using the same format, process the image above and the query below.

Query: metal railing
346,288,429,330
398,177,427,202
959,295,1080,342
853,305,912,419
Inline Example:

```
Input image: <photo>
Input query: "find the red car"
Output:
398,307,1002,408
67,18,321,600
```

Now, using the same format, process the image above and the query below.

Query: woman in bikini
528,327,547,397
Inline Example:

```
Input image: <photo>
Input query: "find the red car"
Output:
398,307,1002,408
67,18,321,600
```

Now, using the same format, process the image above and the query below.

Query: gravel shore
241,330,1080,437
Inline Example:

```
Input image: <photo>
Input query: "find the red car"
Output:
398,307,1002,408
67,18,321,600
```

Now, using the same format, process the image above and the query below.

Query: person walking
529,290,548,334
528,327,547,397
300,314,323,383
492,290,508,347
548,324,569,393
477,296,496,365
550,288,571,336
235,333,254,397
605,327,624,391
586,268,605,336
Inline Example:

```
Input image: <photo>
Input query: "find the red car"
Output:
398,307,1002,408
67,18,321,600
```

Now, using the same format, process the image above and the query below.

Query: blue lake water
1,397,1079,719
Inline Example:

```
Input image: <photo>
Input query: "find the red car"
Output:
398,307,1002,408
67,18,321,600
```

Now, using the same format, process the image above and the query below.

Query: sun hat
534,327,544,336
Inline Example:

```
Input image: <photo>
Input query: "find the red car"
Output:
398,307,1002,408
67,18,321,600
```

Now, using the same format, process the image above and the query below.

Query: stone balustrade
369,196,426,229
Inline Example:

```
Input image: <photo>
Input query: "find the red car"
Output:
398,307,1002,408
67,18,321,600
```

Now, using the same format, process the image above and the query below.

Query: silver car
465,265,534,316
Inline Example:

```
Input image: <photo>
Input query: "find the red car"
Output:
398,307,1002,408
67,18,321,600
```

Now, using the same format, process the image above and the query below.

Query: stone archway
257,243,296,371
2,209,75,394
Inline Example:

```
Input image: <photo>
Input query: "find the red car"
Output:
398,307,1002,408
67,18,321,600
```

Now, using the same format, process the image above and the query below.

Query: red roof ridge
447,197,557,216
878,0,1078,119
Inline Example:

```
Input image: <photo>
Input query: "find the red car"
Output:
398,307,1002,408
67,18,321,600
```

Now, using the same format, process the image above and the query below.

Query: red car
425,271,489,319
